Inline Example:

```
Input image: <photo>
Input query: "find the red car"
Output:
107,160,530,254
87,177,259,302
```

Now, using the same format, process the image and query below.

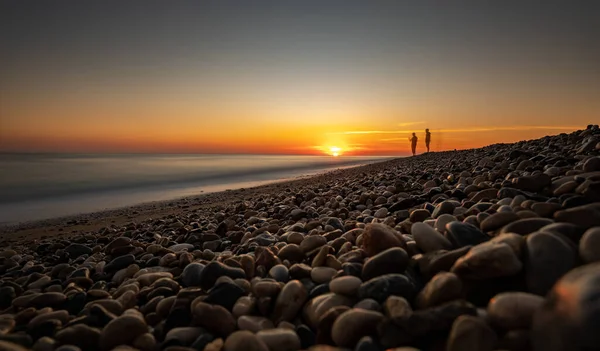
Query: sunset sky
1,1,598,156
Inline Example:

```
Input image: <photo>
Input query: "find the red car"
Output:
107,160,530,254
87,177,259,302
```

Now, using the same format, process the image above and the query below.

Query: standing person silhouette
425,128,431,152
409,132,418,156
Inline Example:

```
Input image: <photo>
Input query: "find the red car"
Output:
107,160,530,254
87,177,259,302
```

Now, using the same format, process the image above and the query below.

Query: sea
0,153,391,224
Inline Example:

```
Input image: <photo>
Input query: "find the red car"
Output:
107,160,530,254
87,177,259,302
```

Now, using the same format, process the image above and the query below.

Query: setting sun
330,146,341,157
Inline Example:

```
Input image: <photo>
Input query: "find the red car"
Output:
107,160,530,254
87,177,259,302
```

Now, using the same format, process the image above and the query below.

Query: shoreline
0,158,401,243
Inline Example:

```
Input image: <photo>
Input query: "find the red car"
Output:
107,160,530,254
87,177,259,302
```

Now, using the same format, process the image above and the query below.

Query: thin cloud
398,121,426,127
332,125,580,135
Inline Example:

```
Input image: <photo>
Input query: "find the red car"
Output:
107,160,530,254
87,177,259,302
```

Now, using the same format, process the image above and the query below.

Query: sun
329,146,341,157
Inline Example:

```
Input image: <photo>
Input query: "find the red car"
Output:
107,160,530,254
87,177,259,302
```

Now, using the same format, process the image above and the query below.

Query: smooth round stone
411,222,453,253
237,316,274,333
410,209,431,223
488,292,544,330
374,207,388,218
358,274,416,303
269,265,289,283
54,324,101,350
256,328,301,351
273,280,308,324
302,293,355,329
432,201,456,219
329,276,362,297
435,214,457,232
355,336,379,351
361,223,405,257
488,233,525,257
554,203,600,229
192,302,236,337
254,281,281,297
204,282,245,311
354,298,381,312
416,272,463,309
169,243,194,252
445,222,490,247
525,232,577,296
64,244,93,257
383,295,412,319
99,312,148,351
331,309,384,347
223,330,269,351
164,327,204,347
232,296,256,318
361,247,408,281
579,227,600,263
532,262,600,351
479,212,520,233
300,235,327,253
278,244,305,263
199,262,246,290
181,263,205,287
500,218,554,235
451,242,522,279
446,315,497,351
311,267,338,284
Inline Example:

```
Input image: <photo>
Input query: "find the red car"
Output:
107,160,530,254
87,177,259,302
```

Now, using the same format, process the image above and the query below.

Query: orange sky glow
1,2,598,156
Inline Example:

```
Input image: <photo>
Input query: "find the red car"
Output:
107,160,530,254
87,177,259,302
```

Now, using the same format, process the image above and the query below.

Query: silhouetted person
425,128,431,152
409,132,418,156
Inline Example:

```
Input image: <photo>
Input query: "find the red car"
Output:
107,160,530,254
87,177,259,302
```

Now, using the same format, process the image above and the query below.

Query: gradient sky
1,1,599,155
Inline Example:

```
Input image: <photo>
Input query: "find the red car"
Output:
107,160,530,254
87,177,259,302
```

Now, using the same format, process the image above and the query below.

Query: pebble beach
1,126,600,351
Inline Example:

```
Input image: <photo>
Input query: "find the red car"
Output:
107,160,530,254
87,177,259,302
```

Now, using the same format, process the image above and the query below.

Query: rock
531,262,600,351
192,301,236,336
269,264,289,282
579,227,600,263
256,328,301,351
583,157,600,172
329,276,362,297
500,218,554,235
451,242,522,279
446,315,497,351
361,223,405,257
383,295,412,319
223,331,269,351
525,232,577,295
237,316,274,333
554,203,600,229
181,263,205,287
200,262,246,290
64,244,92,257
104,254,136,273
164,327,204,347
331,309,384,348
416,272,463,309
362,247,408,281
272,280,309,324
311,267,338,284
445,222,490,247
488,292,544,330
378,300,477,348
0,341,29,351
358,274,416,303
410,209,431,223
278,245,305,263
204,282,245,311
303,293,355,329
99,311,148,351
411,222,452,253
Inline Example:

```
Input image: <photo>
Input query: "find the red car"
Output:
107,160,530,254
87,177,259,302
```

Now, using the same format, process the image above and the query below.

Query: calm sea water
0,153,390,224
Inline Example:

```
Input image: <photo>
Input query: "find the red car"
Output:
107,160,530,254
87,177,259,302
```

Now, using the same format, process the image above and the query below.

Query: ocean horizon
0,153,393,224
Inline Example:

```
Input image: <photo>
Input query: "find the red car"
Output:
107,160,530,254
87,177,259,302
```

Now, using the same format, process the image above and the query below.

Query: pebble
329,276,362,296
531,262,600,351
416,272,463,309
361,223,405,256
331,309,384,348
451,242,522,279
579,227,600,263
488,292,544,330
361,247,408,281
411,222,453,252
223,330,269,351
525,231,577,295
256,328,301,351
446,315,497,351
